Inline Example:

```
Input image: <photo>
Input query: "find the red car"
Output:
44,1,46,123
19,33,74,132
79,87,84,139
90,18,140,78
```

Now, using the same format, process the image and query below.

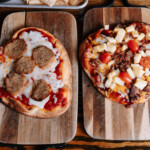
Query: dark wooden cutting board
0,12,78,144
83,7,150,140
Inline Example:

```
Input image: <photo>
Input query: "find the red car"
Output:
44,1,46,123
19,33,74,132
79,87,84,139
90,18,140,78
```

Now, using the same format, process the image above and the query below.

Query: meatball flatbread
80,23,150,107
0,27,72,118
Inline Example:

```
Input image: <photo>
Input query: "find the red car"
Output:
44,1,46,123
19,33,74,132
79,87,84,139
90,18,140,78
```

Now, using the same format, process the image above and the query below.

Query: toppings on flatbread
5,72,26,96
4,39,27,59
31,79,50,101
80,23,150,107
14,56,35,74
0,27,72,118
32,46,55,69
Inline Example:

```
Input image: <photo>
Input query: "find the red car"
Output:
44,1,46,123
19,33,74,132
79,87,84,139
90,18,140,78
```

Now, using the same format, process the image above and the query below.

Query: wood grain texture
0,11,78,144
83,7,150,140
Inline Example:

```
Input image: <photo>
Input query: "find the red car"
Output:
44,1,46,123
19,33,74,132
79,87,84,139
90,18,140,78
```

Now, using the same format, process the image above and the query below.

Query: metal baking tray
0,0,88,9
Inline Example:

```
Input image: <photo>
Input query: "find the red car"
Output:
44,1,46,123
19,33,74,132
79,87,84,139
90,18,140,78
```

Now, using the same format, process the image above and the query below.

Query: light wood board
83,7,150,140
0,11,78,144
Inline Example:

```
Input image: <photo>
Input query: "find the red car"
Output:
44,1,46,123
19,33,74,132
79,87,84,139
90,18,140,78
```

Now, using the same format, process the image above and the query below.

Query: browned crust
79,23,150,106
2,27,72,118
1,93,71,118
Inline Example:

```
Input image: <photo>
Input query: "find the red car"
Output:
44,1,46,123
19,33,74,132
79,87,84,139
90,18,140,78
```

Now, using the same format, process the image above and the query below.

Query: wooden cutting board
0,12,78,144
83,7,150,140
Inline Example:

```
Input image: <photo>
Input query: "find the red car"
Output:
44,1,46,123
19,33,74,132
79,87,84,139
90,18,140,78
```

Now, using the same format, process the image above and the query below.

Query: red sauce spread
0,87,20,101
44,88,67,110
22,95,29,105
54,59,63,79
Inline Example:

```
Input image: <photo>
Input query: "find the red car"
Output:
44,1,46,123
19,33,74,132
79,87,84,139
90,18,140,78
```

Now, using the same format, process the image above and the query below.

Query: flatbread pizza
80,23,150,107
0,27,72,118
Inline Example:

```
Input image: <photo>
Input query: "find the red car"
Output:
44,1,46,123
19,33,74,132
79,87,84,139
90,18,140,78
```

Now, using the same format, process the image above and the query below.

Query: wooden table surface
0,0,150,150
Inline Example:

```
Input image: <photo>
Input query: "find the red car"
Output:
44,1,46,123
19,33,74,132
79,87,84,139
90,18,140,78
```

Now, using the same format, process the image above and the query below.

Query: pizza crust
1,27,72,118
79,24,150,106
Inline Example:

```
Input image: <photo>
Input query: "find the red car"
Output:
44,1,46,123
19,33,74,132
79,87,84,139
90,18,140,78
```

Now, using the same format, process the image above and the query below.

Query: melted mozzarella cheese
29,96,50,109
17,31,64,108
0,55,14,87
19,31,59,59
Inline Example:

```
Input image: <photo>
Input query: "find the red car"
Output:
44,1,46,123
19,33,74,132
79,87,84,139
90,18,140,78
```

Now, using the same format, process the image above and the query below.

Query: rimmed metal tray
0,0,88,9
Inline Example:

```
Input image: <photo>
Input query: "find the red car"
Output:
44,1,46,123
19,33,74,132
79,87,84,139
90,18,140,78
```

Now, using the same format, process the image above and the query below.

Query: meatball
31,80,50,101
14,56,35,74
32,46,55,69
5,72,26,96
4,39,27,59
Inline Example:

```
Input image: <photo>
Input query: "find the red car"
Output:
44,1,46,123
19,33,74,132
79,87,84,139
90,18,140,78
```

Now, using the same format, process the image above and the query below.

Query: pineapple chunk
115,29,126,43
107,37,116,43
107,69,120,80
105,78,112,88
93,43,107,52
134,53,142,64
146,32,150,40
131,64,143,69
132,30,139,38
104,25,109,30
114,27,122,32
124,35,132,42
145,50,150,56
108,60,115,68
134,78,147,90
127,68,135,79
121,44,128,51
137,33,145,41
110,83,116,90
114,77,125,86
145,68,150,76
140,50,146,57
133,67,145,78
126,25,135,33
107,44,116,53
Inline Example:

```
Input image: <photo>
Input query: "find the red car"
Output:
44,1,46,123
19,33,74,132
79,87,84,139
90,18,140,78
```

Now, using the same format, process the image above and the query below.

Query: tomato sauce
0,87,20,101
22,95,29,105
44,88,67,110
54,59,63,79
